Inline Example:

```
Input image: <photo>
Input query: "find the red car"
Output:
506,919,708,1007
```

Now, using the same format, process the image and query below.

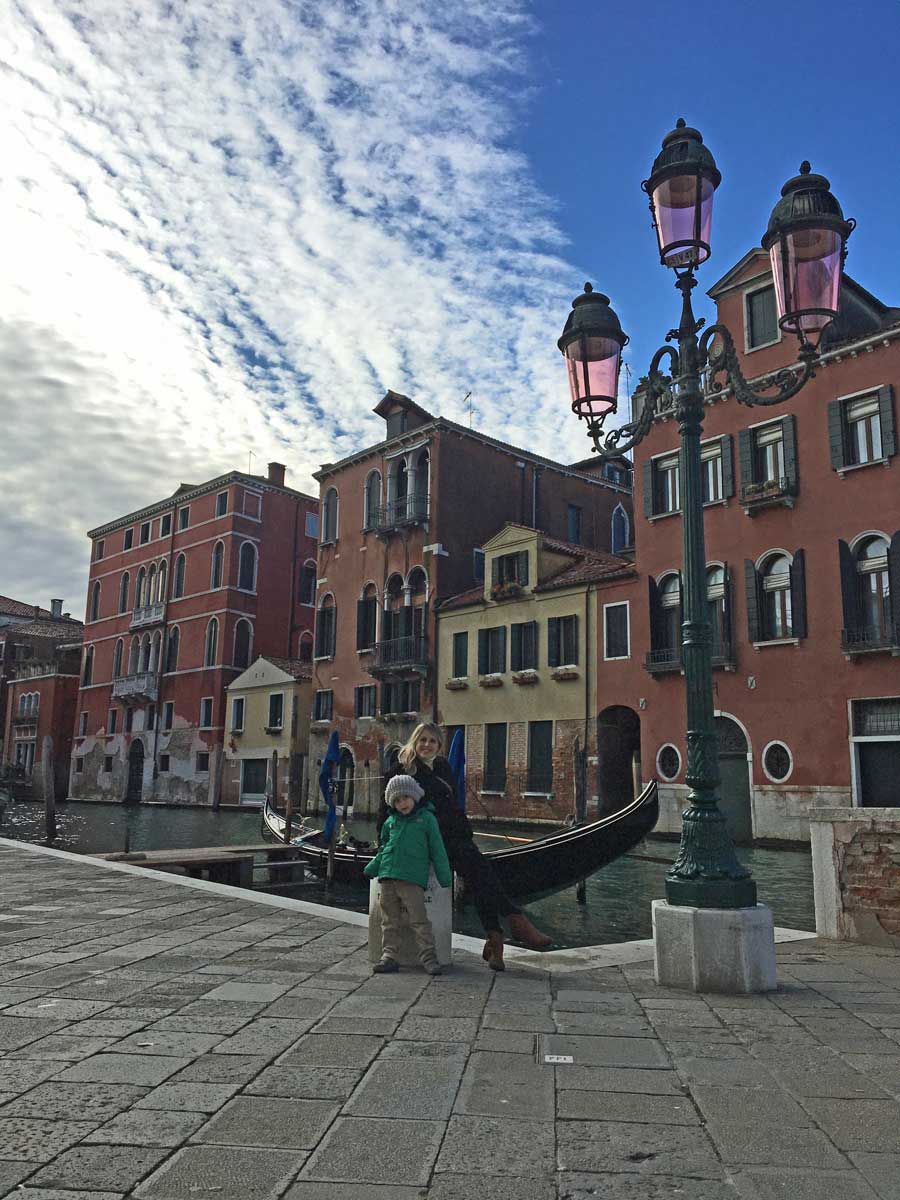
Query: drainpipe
584,584,592,811
151,509,178,795
288,495,300,657
431,593,439,724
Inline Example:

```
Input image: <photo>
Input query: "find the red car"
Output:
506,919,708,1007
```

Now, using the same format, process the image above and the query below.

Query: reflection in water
0,800,815,947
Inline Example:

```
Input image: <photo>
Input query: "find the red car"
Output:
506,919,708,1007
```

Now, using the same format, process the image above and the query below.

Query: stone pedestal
368,869,453,966
652,900,777,994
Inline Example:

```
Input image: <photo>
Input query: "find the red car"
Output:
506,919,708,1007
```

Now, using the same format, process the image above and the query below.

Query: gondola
261,780,658,901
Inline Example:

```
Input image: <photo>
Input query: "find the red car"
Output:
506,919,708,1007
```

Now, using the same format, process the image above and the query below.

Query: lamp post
560,120,854,990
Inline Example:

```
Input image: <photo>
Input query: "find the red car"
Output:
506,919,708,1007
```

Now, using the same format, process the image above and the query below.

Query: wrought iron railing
131,602,165,629
369,636,428,674
841,624,900,654
112,672,159,702
644,646,682,674
375,494,430,531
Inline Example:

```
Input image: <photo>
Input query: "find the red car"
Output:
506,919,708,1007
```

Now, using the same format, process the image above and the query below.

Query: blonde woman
379,723,552,971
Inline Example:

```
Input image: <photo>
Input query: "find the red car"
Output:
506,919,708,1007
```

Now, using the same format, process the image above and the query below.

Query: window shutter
647,576,660,651
838,540,859,633
782,414,797,491
744,559,762,643
569,614,580,664
738,429,754,489
510,623,522,671
720,435,734,498
722,563,733,645
498,626,507,672
529,621,539,669
879,385,897,458
478,629,488,675
401,606,413,638
789,549,807,640
517,551,529,586
548,617,560,667
356,599,367,650
642,462,654,518
491,557,500,587
827,400,848,470
328,607,336,657
888,533,900,640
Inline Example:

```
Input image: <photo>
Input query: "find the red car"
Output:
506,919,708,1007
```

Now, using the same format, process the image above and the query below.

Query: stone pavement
1,840,899,1200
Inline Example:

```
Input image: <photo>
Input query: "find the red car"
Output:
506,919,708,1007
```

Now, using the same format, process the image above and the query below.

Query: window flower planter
445,677,469,691
309,719,330,732
550,665,580,681
478,674,504,688
512,670,539,685
490,582,523,601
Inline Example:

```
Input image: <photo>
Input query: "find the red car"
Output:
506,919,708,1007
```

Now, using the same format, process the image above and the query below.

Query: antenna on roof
622,363,633,425
463,392,473,427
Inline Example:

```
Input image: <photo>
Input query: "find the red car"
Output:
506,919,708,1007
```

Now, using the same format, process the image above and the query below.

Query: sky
4,0,898,610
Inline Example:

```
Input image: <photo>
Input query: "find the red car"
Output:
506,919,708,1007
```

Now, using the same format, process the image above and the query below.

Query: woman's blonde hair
397,722,444,768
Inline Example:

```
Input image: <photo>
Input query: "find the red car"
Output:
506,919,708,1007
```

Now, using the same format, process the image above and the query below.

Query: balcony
130,602,165,630
711,638,736,670
368,636,429,678
112,672,159,703
740,476,796,515
375,495,429,535
841,624,900,657
12,714,38,727
644,647,682,675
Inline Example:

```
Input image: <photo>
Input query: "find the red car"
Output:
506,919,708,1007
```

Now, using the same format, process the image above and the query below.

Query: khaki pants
378,878,438,965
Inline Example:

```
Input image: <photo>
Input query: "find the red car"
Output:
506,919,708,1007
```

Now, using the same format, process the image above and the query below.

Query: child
364,774,452,975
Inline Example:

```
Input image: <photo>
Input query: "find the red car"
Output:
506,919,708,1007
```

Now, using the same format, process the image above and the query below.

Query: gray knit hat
385,774,424,808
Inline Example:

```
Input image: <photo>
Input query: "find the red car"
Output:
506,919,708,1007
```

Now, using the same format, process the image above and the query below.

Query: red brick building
596,253,900,841
307,391,633,815
71,464,318,805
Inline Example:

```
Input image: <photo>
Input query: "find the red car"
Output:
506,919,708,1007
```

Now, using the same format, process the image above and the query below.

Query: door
858,743,900,807
241,758,268,806
714,717,752,844
527,721,553,793
336,748,355,815
125,740,144,805
597,706,641,815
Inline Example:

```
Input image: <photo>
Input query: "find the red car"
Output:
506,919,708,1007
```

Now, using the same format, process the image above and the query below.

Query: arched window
18,693,27,716
384,573,405,641
389,460,408,521
299,560,317,605
211,542,225,590
112,639,124,679
135,566,147,608
314,594,336,659
149,631,162,673
147,563,157,605
761,553,792,640
32,692,39,715
298,632,313,663
706,565,729,657
165,626,179,674
855,536,891,636
82,645,94,686
139,633,152,673
204,617,219,667
411,450,429,519
238,543,257,592
157,560,167,602
118,572,130,615
408,567,427,640
127,636,139,675
611,504,630,554
322,488,338,543
357,583,378,650
89,581,101,622
173,554,185,599
234,619,252,669
364,471,382,530
659,574,682,652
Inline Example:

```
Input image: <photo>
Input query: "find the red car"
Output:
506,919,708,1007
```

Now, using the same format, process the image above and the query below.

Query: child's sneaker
423,960,442,976
373,957,399,974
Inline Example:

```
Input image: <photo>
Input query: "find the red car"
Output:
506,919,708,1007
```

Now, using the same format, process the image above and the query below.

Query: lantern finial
675,117,686,129
584,281,593,293
799,161,811,175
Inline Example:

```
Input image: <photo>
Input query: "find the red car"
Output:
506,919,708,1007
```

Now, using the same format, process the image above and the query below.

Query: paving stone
555,990,643,1013
84,1107,207,1146
799,1097,900,1151
556,1066,683,1094
480,1011,555,1033
0,1117,100,1161
0,1160,36,1196
435,1114,554,1177
558,1089,700,1124
429,1174,556,1200
110,1029,225,1057
301,1115,442,1184
312,1017,399,1037
277,1034,383,1069
66,1017,150,1038
673,1057,776,1087
135,1144,307,1199
557,1119,724,1177
692,1083,813,1127
554,1014,653,1036
665,1039,750,1060
0,1017,68,1050
704,1120,849,1168
473,1029,537,1055
6,1034,116,1061
558,1174,739,1199
284,1185,427,1200
327,996,413,1019
394,1014,479,1043
849,1152,900,1200
731,1167,882,1198
346,1056,463,1119
379,1038,469,1061
453,1051,553,1120
170,1053,270,1084
258,995,338,1021
212,1018,312,1056
54,1053,191,1085
542,1033,670,1069
193,1096,338,1149
772,1067,889,1098
204,981,293,1002
245,1064,362,1100
0,1082,148,1121
654,1024,744,1044
0,1059,62,1094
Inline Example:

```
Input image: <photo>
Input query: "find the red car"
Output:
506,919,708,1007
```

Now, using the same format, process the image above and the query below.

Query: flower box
309,719,331,732
445,677,469,691
512,670,539,686
478,674,504,688
490,582,523,601
550,665,580,681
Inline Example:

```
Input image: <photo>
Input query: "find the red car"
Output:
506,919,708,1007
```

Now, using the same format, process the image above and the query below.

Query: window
267,693,284,729
124,706,134,733
234,619,252,669
312,690,332,722
483,723,507,792
364,471,382,530
163,701,174,731
298,632,313,663
204,617,218,667
746,551,806,643
644,453,680,518
165,626,179,673
231,697,245,731
156,560,167,602
211,542,225,589
356,585,378,651
95,539,105,561
477,626,507,674
118,573,130,614
701,438,731,504
381,680,420,715
147,704,156,731
763,741,792,782
123,528,134,551
473,548,485,584
78,712,88,737
315,595,336,659
81,646,94,686
173,554,185,599
243,490,262,519
75,756,84,772
647,575,681,670
140,521,151,545
739,417,797,500
567,505,583,545
238,543,257,591
103,755,114,773
548,615,579,667
829,387,896,472
159,754,170,773
511,621,538,671
200,698,214,728
160,513,172,538
196,752,210,773
216,492,228,517
492,551,528,590
746,284,779,349
299,561,317,605
611,504,630,554
452,631,469,678
108,709,118,735
89,581,101,623
603,603,630,660
707,565,731,661
178,506,190,531
135,566,147,609
355,685,376,718
305,511,319,539
527,721,553,793
657,744,681,781
839,535,896,652
322,488,338,543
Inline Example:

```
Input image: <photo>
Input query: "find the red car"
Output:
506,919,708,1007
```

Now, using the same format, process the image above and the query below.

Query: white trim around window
602,601,630,661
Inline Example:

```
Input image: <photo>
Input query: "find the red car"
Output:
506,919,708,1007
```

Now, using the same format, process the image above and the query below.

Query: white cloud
1,0,595,607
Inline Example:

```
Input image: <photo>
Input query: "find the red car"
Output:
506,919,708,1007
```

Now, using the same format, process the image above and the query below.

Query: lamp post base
652,899,777,994
665,876,758,909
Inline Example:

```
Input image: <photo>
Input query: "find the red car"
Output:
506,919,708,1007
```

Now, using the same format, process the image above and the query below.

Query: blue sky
3,0,897,604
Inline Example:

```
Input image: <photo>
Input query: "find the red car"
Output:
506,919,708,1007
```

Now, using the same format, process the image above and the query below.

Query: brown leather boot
482,930,505,972
508,912,553,950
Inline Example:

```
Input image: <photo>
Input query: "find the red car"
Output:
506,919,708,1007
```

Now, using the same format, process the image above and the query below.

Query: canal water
0,800,815,947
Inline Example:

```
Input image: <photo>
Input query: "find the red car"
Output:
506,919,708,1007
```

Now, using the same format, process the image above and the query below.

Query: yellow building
223,656,312,807
436,525,634,823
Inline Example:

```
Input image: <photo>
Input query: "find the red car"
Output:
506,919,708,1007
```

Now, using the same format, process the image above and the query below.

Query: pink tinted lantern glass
565,335,621,420
769,227,842,334
653,174,715,267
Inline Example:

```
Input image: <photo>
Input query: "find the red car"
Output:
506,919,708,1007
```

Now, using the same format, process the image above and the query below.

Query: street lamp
560,119,854,989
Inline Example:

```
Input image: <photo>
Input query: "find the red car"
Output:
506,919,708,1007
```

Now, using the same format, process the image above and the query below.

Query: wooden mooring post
42,735,56,843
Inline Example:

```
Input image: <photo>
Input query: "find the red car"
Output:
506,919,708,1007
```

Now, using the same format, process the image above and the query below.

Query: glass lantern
558,284,628,425
643,119,721,270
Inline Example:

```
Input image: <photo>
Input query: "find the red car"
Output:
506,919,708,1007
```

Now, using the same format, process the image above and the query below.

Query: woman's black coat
379,757,473,861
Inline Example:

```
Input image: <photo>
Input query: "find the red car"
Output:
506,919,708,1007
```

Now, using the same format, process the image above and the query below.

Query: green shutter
782,414,797,491
838,539,859,632
879,385,896,458
498,626,507,672
888,533,900,640
722,563,733,646
738,429,754,490
356,599,367,650
510,623,522,671
647,576,660,651
491,557,499,587
789,549,807,640
642,461,654,518
720,435,734,498
827,399,848,470
744,559,761,643
478,629,488,675
528,621,539,669
518,551,529,586
547,617,560,667
568,614,580,665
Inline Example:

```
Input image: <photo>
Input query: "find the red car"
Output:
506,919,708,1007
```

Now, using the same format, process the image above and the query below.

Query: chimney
50,599,63,620
267,462,286,487
33,606,40,619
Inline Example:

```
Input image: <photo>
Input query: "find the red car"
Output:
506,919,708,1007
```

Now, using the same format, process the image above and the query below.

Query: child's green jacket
363,800,452,889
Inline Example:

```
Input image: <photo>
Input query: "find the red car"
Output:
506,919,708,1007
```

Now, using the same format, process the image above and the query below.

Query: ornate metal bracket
699,323,817,407
586,344,679,457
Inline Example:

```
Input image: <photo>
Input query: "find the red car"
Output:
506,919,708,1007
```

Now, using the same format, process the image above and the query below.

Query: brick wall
811,809,900,947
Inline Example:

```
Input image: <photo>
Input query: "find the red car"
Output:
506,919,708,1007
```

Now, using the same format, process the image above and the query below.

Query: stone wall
810,808,900,947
